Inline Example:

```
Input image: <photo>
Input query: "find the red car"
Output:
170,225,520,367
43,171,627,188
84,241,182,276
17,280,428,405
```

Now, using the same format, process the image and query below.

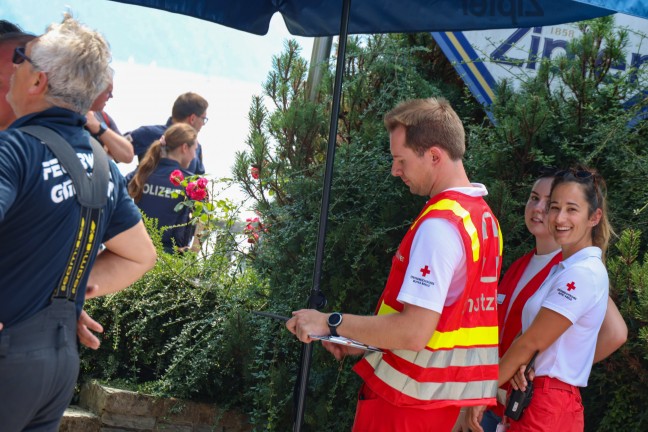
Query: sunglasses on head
555,168,594,180
12,46,34,66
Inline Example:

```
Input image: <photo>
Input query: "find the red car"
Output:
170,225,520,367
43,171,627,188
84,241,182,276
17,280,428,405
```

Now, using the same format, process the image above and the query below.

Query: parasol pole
293,0,352,430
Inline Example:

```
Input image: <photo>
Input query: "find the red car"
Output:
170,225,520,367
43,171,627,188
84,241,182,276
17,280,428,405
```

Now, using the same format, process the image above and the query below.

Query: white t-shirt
521,246,608,387
397,184,488,313
503,249,561,323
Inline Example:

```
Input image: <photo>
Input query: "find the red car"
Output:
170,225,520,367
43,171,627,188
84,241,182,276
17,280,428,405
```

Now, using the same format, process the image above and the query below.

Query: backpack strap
20,125,109,208
20,125,110,300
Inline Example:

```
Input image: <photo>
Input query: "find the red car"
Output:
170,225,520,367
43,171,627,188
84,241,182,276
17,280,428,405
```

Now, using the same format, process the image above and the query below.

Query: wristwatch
95,123,107,137
327,312,343,337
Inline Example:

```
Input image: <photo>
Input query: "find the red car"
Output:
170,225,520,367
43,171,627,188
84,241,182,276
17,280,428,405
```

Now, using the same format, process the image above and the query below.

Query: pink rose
251,166,260,180
190,188,207,201
185,181,197,196
197,177,208,189
169,170,184,186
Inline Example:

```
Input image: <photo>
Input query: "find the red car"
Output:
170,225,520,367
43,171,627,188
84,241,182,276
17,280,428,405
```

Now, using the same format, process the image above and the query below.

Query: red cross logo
567,281,576,291
420,265,431,277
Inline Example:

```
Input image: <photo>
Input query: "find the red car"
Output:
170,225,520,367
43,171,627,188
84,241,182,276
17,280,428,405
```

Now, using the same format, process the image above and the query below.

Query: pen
252,311,290,322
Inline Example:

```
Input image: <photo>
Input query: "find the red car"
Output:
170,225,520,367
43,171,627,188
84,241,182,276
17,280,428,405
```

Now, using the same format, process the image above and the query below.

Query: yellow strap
411,199,480,262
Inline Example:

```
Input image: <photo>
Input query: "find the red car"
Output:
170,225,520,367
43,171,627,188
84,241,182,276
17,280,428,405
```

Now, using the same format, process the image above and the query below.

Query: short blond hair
384,97,465,160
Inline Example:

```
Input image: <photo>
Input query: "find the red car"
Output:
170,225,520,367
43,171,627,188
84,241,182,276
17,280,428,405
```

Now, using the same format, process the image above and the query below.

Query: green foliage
583,229,648,431
80,204,266,409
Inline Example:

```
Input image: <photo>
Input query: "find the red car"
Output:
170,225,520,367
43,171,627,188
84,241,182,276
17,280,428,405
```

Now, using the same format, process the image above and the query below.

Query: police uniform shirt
0,107,142,327
127,120,205,174
126,159,194,252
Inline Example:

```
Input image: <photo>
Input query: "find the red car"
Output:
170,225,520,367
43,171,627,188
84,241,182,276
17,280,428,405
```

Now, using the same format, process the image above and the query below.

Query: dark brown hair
171,92,208,121
551,165,613,260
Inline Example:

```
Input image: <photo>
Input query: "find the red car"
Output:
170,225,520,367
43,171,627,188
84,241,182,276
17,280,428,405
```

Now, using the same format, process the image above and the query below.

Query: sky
1,0,314,204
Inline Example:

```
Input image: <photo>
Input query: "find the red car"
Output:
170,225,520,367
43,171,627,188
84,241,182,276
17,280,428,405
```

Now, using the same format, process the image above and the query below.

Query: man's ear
29,71,48,96
429,146,442,163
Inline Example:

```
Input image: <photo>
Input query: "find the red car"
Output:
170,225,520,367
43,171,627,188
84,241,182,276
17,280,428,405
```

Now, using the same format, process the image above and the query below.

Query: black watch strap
328,312,343,337
96,123,107,137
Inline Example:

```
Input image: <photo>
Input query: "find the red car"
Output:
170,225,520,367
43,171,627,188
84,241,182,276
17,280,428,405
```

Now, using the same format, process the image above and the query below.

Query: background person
127,123,199,253
0,15,156,431
0,26,107,351
85,73,134,163
287,97,502,432
0,31,35,130
467,166,613,432
0,19,22,34
126,91,208,174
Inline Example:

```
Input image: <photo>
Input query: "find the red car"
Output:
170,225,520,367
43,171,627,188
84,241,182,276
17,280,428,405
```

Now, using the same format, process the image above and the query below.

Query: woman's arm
593,297,627,363
498,307,572,386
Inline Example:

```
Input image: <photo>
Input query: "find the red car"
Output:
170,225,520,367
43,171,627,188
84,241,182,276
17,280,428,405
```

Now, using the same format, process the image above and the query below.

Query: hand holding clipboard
252,311,382,353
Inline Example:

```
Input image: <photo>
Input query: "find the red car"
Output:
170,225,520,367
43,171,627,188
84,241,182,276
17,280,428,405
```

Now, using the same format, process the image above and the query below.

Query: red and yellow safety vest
354,190,503,409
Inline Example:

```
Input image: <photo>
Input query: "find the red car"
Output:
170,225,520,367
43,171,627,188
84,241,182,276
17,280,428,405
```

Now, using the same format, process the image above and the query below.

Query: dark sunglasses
12,46,34,66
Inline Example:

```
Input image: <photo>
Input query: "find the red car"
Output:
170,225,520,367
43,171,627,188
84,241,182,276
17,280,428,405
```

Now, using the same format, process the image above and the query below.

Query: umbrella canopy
574,0,648,20
110,0,619,36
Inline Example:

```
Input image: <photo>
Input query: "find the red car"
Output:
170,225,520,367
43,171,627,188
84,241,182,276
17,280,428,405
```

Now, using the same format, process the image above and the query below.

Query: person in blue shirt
126,92,208,174
127,123,199,253
0,14,156,431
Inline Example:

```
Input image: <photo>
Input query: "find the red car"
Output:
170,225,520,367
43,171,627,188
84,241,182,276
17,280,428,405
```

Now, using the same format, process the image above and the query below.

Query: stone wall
59,382,252,432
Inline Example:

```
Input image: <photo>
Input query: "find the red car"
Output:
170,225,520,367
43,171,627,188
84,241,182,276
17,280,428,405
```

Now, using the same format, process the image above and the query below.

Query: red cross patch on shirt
566,281,576,291
420,265,431,277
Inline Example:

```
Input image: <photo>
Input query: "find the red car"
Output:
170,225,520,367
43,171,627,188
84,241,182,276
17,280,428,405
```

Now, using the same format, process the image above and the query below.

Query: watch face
328,313,342,327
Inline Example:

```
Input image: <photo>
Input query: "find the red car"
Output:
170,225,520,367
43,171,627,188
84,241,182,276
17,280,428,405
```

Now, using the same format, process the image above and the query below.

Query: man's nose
391,162,400,177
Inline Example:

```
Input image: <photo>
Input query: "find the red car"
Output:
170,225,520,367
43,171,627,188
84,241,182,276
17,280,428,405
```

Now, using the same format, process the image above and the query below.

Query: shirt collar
558,246,602,270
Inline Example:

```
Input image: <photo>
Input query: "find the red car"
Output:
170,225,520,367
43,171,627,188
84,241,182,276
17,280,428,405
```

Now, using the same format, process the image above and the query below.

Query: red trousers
352,384,461,432
508,376,584,432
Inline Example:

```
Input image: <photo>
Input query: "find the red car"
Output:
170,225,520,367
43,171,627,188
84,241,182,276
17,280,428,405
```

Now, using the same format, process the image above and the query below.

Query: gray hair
30,14,111,113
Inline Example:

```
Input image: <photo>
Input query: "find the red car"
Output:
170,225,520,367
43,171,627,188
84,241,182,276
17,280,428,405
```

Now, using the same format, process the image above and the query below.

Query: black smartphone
504,350,539,421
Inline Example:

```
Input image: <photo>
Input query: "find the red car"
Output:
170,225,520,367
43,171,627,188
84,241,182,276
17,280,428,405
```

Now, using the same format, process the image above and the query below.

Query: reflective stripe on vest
365,350,498,401
388,346,499,370
377,301,499,350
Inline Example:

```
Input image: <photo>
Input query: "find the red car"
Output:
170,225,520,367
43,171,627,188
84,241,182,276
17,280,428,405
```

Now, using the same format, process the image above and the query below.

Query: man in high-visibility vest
287,97,503,432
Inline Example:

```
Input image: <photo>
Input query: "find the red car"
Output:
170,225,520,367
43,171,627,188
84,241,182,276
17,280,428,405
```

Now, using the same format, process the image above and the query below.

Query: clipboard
309,334,383,353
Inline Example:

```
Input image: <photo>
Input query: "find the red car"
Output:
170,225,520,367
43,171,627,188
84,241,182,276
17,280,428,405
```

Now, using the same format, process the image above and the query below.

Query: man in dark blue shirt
127,92,208,174
0,15,156,431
